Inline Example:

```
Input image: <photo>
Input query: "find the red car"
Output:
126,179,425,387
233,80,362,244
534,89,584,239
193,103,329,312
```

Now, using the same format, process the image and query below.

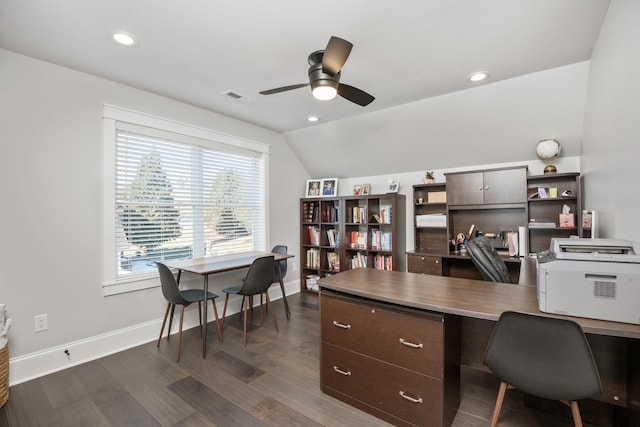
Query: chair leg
265,292,279,332
211,299,223,343
176,305,185,362
167,304,176,339
490,381,509,427
198,301,203,336
243,296,249,347
562,400,583,427
279,278,291,319
157,303,171,347
221,293,230,331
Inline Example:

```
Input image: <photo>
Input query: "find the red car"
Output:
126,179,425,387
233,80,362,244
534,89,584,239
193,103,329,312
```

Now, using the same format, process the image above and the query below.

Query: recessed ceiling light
307,115,320,122
467,71,490,83
111,31,138,47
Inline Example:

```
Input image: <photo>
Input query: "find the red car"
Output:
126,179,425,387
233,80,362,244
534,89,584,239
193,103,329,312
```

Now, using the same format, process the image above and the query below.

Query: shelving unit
527,172,583,253
300,193,405,293
413,183,448,254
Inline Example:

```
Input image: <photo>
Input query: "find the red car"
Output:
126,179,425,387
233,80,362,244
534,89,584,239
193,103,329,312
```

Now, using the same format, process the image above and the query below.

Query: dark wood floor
0,292,600,427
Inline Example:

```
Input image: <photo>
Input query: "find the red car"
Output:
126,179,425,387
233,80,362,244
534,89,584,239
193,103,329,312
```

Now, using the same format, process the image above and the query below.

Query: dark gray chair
222,256,277,347
466,236,511,283
270,245,290,319
156,262,222,362
484,311,602,427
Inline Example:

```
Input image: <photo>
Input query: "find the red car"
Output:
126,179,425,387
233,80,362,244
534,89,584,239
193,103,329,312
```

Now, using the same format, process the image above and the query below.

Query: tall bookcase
300,193,405,293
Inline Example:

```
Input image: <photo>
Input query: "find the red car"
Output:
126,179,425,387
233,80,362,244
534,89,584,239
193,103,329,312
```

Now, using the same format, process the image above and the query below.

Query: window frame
102,105,270,296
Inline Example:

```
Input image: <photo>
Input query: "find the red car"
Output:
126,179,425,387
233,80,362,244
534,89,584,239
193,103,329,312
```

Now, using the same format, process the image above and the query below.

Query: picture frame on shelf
353,184,362,195
362,184,371,195
306,179,321,197
321,178,338,197
387,181,399,193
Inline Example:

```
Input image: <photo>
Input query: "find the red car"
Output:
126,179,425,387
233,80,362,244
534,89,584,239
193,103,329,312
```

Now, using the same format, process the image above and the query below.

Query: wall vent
593,281,616,299
221,91,256,104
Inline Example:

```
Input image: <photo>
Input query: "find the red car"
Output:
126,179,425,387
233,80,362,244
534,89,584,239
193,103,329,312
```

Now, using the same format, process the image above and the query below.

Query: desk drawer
322,342,443,427
408,254,443,275
321,294,444,378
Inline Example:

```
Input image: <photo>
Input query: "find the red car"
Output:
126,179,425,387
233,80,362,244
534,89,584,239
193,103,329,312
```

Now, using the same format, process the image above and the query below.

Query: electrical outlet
292,262,298,272
34,314,48,332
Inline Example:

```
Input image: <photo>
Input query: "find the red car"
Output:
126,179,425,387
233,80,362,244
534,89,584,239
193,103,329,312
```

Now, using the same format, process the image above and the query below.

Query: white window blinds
113,124,266,282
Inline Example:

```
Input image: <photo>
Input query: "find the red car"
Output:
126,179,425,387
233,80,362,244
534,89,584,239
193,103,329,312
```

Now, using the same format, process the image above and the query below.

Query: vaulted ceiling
0,0,610,177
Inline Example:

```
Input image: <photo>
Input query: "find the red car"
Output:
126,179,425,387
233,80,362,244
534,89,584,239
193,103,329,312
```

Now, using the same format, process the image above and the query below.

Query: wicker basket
0,345,8,407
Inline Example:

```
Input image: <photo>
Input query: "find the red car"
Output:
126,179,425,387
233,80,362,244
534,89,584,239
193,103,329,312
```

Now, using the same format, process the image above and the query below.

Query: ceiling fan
259,36,375,106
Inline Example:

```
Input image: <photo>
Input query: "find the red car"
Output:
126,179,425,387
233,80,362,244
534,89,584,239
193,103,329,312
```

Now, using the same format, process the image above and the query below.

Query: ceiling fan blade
337,83,375,106
322,36,353,76
259,83,309,95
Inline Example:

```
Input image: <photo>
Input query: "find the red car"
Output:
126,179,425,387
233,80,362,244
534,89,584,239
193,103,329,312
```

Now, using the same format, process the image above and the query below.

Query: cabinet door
446,172,483,205
483,168,526,204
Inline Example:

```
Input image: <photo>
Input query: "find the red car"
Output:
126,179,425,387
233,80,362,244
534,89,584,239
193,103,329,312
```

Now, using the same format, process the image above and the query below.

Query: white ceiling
0,0,610,177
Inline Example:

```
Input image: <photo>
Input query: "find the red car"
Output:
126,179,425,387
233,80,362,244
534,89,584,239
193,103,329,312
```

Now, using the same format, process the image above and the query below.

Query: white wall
0,49,307,380
582,0,640,241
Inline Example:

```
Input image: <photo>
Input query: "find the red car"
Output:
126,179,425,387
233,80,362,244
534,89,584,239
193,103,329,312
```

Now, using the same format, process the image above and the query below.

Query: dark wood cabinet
320,290,460,427
446,167,527,206
301,194,405,292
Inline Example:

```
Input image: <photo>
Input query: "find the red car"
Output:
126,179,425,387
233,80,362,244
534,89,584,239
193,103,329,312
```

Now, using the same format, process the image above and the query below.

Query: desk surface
163,251,291,275
318,268,640,340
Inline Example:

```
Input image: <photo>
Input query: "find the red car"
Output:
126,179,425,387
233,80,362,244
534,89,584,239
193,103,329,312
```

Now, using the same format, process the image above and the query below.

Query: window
103,106,269,295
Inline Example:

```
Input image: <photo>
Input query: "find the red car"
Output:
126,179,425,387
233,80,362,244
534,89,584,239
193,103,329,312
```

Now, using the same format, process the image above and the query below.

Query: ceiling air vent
221,91,256,104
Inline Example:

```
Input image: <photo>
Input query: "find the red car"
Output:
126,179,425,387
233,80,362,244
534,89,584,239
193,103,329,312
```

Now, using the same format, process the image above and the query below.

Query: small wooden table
164,251,293,357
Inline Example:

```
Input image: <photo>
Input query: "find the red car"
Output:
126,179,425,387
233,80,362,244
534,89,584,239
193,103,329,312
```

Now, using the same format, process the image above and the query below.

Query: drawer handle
399,338,423,349
333,321,351,329
333,366,351,376
399,391,423,404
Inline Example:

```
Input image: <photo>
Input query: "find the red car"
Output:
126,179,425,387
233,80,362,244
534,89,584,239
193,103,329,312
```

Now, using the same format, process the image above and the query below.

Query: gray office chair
156,262,223,362
484,311,602,427
222,256,277,347
466,236,511,283
270,245,291,319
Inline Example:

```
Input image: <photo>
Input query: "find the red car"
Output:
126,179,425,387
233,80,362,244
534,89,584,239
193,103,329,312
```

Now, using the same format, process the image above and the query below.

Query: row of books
350,252,368,268
349,206,367,224
305,248,320,268
349,231,367,249
307,226,320,245
373,254,393,271
370,230,392,251
377,206,392,224
322,205,339,223
302,202,319,223
326,229,340,247
416,213,447,228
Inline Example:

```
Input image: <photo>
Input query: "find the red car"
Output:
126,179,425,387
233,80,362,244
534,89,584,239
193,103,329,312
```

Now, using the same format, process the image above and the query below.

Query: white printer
537,238,640,324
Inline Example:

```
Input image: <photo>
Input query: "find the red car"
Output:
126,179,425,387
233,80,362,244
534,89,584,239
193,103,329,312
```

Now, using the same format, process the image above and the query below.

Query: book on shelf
326,229,339,247
305,248,320,268
307,226,320,245
378,206,392,224
322,205,339,223
350,252,368,269
349,231,367,249
374,254,393,270
370,230,392,251
350,206,367,224
327,252,340,272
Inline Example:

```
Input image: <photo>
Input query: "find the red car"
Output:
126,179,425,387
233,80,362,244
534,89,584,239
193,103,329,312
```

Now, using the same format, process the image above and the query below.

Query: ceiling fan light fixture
311,80,338,100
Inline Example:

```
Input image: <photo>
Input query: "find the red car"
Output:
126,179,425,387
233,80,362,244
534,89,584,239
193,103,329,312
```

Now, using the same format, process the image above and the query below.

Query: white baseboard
8,280,300,386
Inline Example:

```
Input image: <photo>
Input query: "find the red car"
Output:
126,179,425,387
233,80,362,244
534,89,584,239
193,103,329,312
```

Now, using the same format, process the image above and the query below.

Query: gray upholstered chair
156,262,222,362
466,236,511,283
484,311,602,427
270,245,290,319
222,255,277,347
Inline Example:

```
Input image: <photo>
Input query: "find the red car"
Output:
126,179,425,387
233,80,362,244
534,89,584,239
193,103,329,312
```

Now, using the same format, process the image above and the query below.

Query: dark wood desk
164,251,292,357
319,268,640,425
